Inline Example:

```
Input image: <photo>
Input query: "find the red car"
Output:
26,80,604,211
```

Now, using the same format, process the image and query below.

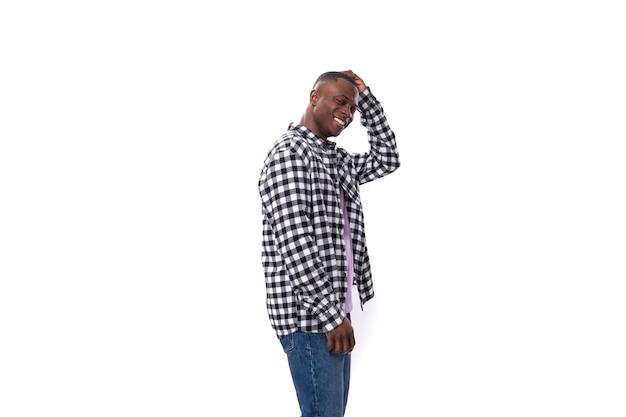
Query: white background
1,1,625,416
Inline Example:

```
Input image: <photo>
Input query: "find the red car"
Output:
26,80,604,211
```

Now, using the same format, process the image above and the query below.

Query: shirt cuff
317,303,346,333
357,87,377,113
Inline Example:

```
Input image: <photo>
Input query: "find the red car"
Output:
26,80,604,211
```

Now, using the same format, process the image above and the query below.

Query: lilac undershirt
339,187,354,314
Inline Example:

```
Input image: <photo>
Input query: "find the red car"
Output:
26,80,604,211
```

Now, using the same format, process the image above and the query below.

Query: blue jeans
280,332,351,417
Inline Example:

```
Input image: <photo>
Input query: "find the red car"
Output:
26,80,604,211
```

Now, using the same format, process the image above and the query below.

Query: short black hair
313,71,358,89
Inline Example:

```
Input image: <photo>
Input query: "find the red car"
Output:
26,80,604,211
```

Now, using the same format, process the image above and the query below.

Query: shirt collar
288,123,336,151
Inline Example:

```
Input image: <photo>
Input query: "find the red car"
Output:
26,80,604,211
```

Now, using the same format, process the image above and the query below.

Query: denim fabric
280,332,351,417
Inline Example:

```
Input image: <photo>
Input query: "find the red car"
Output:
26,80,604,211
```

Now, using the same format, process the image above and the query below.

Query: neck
299,114,326,141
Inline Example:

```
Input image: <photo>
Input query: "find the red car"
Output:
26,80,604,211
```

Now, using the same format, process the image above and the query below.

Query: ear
310,90,318,106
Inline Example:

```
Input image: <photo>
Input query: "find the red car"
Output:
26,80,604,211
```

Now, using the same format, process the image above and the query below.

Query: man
258,70,400,417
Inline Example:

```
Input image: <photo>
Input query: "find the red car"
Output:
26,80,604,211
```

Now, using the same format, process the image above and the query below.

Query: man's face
310,78,359,140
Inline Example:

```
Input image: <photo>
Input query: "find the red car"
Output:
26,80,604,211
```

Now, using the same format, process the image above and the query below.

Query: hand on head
342,70,366,93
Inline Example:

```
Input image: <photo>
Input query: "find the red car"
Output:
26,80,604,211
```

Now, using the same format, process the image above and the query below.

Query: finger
330,336,345,355
336,337,346,354
329,334,342,354
345,337,353,353
326,335,334,352
342,336,353,354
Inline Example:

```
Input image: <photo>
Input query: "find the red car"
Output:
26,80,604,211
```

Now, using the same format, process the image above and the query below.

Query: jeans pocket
279,333,295,353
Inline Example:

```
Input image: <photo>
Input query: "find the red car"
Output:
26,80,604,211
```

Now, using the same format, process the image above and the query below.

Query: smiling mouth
334,116,346,128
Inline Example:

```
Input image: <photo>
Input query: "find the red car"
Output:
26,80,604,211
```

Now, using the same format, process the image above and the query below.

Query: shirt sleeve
352,87,401,184
259,146,345,332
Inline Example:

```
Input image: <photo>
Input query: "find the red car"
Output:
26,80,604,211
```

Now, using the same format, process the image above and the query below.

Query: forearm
354,87,401,184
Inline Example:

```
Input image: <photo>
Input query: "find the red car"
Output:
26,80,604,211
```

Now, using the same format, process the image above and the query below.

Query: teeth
334,117,345,126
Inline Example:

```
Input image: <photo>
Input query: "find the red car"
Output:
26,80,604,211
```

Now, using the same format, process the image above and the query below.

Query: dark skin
300,70,366,141
299,70,367,354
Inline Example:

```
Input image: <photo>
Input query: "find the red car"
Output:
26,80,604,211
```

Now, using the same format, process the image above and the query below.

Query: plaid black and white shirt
258,87,400,338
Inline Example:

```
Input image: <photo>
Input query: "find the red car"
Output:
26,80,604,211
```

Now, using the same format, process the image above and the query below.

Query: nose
340,105,352,121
